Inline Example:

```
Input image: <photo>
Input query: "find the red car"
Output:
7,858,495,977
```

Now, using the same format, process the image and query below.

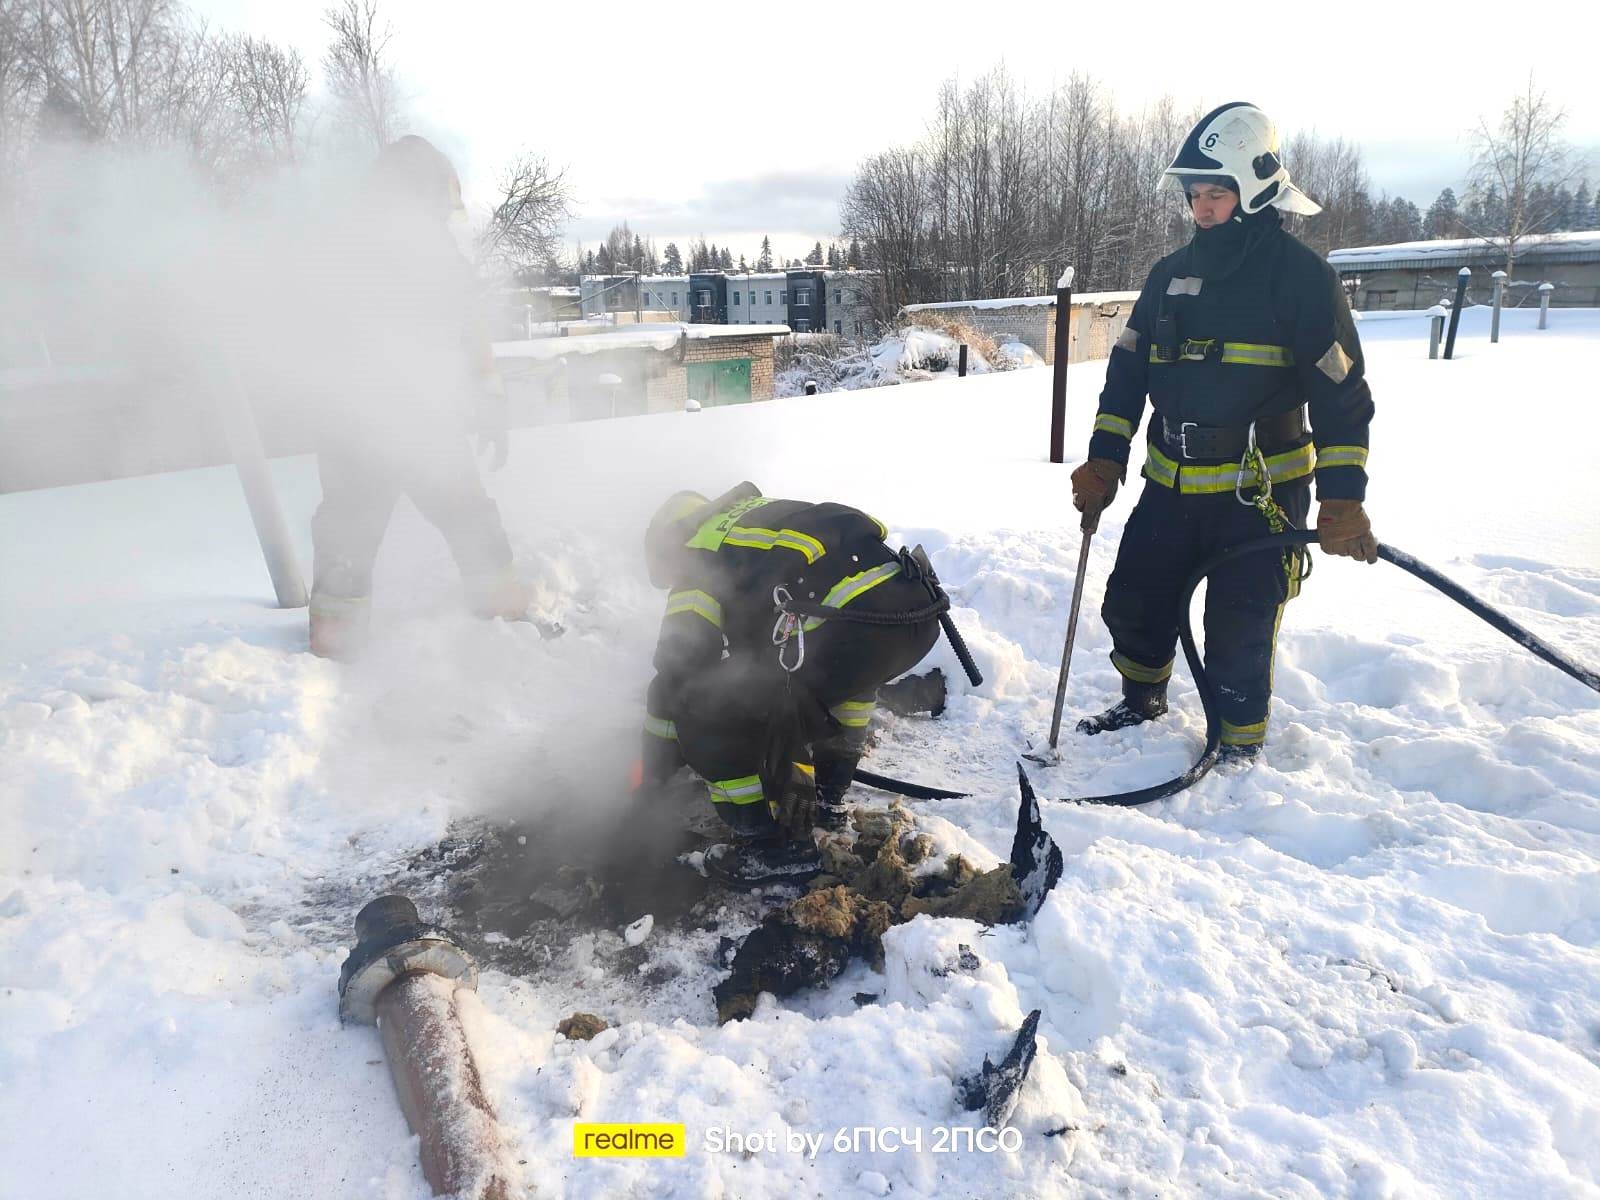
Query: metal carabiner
1234,420,1272,508
771,585,805,673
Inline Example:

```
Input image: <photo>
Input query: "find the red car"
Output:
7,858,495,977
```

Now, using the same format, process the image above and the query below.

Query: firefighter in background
640,483,943,886
1071,102,1378,762
308,135,529,659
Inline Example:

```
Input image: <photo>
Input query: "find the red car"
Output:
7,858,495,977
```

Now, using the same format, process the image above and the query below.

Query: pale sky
200,0,1598,264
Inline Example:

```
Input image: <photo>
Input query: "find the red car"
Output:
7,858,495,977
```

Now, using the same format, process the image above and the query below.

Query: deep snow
2,305,1599,1198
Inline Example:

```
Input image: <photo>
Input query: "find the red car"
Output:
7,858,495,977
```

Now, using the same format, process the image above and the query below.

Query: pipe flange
337,895,478,1025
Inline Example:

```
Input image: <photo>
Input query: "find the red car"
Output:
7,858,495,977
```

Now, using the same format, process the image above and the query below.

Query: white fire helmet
1163,102,1322,216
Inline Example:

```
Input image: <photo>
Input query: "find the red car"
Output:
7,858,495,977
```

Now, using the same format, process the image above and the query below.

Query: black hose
938,612,984,688
855,532,1600,807
852,767,969,801
1058,531,1600,808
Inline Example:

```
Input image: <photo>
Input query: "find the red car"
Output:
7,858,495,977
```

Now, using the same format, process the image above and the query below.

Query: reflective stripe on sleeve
665,589,723,628
644,715,678,740
1315,444,1368,470
1094,413,1134,439
708,775,765,806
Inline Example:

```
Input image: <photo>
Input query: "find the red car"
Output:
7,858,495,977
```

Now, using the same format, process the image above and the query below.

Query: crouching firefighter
1070,101,1378,764
639,483,956,887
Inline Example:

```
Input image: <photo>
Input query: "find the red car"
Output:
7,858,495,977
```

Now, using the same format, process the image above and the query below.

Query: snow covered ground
3,305,1599,1198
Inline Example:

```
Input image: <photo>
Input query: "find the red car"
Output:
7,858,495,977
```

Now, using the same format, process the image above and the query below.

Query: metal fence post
1443,268,1471,360
1048,266,1075,464
1490,270,1506,343
958,343,968,377
1428,306,1446,359
1538,282,1553,329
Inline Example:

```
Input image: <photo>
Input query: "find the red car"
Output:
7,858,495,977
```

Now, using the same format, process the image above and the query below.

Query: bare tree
475,152,571,277
0,0,43,182
1469,77,1584,273
15,0,188,141
225,33,306,165
322,0,397,152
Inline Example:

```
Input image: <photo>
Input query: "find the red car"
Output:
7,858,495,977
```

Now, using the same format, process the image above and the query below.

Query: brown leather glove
1071,458,1123,528
1317,499,1378,563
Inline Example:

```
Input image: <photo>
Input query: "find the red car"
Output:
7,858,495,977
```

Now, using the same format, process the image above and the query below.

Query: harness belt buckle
1178,421,1198,460
1179,338,1214,362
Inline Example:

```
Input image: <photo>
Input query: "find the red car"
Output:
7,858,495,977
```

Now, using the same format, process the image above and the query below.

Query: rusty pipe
339,895,513,1200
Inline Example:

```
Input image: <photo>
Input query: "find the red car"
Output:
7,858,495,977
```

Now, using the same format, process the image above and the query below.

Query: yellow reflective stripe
686,496,774,551
1178,444,1315,494
1094,413,1134,439
1316,444,1369,470
1221,717,1268,746
793,761,815,778
1220,342,1295,367
801,561,904,632
1143,445,1179,487
644,715,678,740
1146,444,1315,494
1112,651,1174,684
723,525,827,564
665,589,723,628
1147,342,1293,367
708,775,764,805
829,699,876,728
869,515,888,540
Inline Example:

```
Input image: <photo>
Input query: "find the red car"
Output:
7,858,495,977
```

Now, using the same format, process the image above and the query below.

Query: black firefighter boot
1076,678,1168,736
813,755,857,833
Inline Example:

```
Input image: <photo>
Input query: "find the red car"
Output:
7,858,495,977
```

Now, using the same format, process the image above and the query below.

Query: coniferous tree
1424,187,1461,239
757,236,774,270
847,238,862,269
663,242,683,273
805,240,824,265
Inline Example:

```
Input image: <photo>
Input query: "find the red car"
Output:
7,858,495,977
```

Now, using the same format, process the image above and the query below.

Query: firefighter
1070,102,1377,763
308,135,529,660
640,483,943,886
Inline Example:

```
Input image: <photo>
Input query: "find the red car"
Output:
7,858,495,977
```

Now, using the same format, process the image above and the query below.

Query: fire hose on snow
853,531,1600,807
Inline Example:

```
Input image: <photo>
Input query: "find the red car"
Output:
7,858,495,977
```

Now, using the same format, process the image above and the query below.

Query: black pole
1048,267,1075,463
958,343,968,377
1443,267,1470,359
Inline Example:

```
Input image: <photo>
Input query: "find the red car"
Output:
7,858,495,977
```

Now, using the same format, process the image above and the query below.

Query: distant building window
733,291,741,305
672,291,679,305
764,290,772,305
834,320,842,335
796,288,812,308
796,318,811,332
854,322,863,337
834,289,842,304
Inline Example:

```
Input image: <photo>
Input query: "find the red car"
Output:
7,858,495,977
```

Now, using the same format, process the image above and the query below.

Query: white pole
1490,270,1507,343
1538,282,1554,330
217,364,307,609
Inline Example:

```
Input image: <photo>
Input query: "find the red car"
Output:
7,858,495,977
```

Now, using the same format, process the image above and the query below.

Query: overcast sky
200,0,1598,264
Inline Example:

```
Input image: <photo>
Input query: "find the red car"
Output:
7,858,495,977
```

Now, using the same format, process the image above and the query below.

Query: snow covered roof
1328,230,1600,272
492,323,790,363
904,290,1139,313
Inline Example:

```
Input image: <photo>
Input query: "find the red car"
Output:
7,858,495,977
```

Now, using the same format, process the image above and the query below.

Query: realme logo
573,1123,687,1157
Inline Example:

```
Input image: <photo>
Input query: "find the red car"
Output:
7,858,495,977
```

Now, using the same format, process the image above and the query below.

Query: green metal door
687,358,751,407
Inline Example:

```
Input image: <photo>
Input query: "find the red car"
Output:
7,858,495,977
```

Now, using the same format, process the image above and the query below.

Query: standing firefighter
640,483,944,886
308,135,529,659
1071,102,1377,762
